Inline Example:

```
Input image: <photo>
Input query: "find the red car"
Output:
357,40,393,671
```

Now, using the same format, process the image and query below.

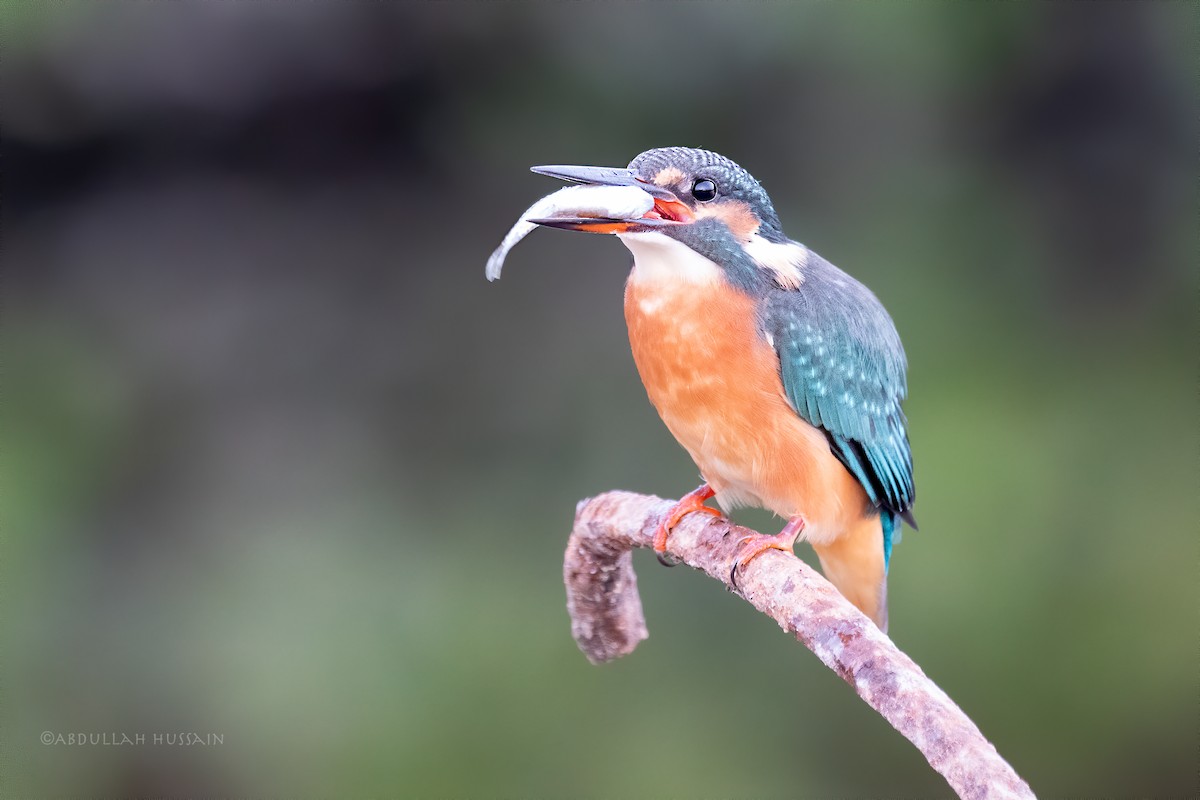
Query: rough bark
564,490,1035,800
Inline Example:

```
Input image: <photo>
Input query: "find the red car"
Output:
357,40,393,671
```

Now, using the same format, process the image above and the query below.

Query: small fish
485,184,654,281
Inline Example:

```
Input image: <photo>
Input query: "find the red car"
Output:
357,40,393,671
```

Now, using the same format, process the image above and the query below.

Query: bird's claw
728,534,763,589
728,517,807,591
656,552,680,568
652,483,720,567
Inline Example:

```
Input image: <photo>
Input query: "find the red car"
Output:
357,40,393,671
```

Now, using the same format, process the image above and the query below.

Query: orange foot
653,483,722,564
730,516,806,586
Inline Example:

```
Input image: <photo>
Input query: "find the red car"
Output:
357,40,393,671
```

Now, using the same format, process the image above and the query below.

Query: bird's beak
527,164,694,233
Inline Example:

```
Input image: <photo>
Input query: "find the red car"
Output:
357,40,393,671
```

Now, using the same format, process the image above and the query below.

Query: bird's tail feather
812,514,889,632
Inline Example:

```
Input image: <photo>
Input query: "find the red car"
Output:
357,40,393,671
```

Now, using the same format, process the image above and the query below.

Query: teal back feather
763,250,916,557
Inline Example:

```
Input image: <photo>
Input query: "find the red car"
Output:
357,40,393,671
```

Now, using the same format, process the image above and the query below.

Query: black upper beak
530,164,680,201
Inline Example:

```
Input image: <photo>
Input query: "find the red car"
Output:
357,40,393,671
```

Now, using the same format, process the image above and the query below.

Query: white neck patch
617,231,723,285
744,234,808,289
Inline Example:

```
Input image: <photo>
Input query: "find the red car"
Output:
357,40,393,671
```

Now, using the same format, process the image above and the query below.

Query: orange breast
623,274,870,545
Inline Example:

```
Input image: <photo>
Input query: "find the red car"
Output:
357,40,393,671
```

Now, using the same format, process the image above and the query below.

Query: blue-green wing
762,256,915,554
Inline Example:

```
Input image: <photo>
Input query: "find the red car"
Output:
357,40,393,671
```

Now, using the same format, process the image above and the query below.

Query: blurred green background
4,2,1196,797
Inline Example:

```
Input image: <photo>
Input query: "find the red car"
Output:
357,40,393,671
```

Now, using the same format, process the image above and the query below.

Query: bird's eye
691,178,717,202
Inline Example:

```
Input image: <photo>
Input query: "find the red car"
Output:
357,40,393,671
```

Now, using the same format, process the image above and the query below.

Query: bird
524,147,915,631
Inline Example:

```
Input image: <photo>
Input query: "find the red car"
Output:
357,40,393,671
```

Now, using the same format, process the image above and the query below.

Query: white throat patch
617,231,723,285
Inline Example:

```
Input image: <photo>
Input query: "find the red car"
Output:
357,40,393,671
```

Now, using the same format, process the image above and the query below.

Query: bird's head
531,147,806,290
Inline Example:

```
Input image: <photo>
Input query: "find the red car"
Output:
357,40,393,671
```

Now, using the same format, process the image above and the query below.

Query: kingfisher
520,147,915,631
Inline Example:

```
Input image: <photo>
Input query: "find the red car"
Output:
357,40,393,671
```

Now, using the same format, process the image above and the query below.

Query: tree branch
564,490,1035,800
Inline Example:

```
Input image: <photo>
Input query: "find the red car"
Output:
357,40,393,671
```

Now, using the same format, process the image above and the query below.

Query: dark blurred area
4,3,1196,797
